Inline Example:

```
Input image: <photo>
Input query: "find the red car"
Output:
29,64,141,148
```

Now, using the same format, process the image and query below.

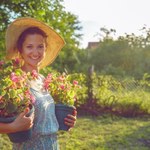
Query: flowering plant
0,58,35,117
44,72,80,106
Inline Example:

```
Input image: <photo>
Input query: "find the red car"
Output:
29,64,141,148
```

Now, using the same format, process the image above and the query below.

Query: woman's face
21,33,46,72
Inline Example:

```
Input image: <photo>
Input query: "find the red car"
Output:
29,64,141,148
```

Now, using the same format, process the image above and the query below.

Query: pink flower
44,81,49,90
47,73,52,79
10,72,19,82
43,74,53,90
73,80,78,85
31,70,38,79
58,75,65,82
30,94,35,104
60,84,65,90
0,60,4,66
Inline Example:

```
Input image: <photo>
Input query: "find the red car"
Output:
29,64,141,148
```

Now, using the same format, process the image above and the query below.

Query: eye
39,45,44,49
27,45,33,49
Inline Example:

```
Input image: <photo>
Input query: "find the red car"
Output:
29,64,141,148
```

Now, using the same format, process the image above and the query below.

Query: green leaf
3,78,12,87
9,89,17,99
0,89,6,96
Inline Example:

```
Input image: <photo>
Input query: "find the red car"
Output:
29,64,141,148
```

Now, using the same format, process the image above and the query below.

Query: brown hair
17,27,47,52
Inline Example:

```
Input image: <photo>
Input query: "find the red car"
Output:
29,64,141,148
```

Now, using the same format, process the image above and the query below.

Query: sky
63,0,150,48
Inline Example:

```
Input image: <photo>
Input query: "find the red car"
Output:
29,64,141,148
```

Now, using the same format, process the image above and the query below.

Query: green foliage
72,71,150,117
84,27,150,79
67,73,88,106
40,66,57,76
0,134,12,150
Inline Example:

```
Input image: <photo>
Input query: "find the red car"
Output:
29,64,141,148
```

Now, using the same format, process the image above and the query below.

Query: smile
31,56,40,60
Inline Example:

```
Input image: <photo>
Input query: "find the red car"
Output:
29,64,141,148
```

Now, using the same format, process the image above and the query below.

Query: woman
4,17,77,150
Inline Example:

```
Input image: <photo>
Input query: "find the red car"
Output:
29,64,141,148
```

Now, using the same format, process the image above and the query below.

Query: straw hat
5,17,65,68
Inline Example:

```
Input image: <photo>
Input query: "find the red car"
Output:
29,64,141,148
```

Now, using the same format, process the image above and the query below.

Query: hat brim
5,17,65,68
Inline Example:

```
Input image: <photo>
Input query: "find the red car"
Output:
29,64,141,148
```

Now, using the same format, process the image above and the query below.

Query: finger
18,108,29,118
65,115,76,121
28,113,35,121
64,121,75,127
64,117,76,123
64,118,73,123
72,110,77,116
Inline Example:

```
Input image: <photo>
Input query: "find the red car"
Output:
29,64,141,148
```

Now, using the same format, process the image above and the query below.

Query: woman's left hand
64,109,77,130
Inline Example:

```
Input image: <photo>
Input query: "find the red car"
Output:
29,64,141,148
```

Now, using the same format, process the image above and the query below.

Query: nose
31,48,39,56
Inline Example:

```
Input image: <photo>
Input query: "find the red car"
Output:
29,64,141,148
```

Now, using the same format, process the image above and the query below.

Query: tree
86,27,150,78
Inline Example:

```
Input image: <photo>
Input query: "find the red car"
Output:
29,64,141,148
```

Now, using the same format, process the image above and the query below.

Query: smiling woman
0,17,77,150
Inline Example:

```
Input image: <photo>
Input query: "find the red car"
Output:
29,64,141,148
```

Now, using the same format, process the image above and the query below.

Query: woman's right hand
9,108,34,133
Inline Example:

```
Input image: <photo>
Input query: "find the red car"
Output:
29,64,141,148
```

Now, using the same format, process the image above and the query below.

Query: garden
1,1,150,149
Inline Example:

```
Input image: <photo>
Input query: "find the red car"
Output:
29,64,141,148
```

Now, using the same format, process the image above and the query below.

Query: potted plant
0,58,35,143
44,72,80,131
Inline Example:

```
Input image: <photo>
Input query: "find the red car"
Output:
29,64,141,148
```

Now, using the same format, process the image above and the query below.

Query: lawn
1,114,150,150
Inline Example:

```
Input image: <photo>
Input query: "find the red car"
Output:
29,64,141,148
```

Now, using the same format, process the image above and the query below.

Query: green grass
1,115,150,150
59,115,150,150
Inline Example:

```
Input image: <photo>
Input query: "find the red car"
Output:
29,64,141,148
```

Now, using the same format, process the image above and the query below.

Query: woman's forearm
0,122,14,133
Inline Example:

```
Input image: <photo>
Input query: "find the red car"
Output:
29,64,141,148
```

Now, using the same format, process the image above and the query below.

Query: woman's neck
21,65,39,73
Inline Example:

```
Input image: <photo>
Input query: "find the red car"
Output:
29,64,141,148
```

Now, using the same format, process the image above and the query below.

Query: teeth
31,57,39,60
